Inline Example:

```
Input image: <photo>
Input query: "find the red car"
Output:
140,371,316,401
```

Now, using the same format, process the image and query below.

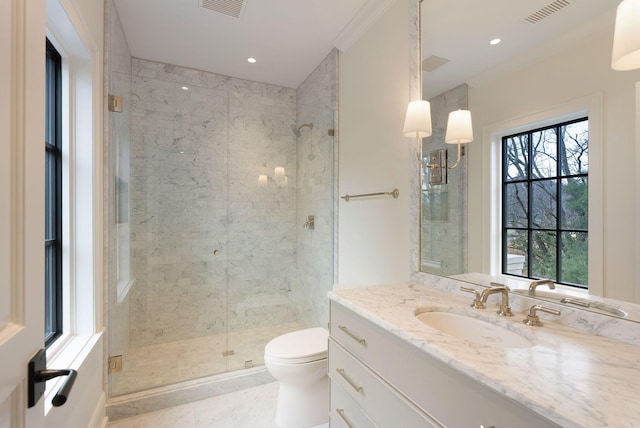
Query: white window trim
636,82,640,304
44,0,104,415
481,93,603,296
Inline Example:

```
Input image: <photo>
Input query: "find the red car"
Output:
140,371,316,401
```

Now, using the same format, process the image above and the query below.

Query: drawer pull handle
336,368,363,393
336,408,354,428
338,325,366,345
480,425,495,428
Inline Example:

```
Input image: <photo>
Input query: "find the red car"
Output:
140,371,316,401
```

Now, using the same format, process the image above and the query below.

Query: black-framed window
502,118,589,288
45,39,63,347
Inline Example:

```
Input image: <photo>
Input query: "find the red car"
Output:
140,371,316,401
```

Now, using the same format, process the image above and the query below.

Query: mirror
417,0,640,318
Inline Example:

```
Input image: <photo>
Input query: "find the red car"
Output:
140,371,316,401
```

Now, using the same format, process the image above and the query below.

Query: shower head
291,123,313,138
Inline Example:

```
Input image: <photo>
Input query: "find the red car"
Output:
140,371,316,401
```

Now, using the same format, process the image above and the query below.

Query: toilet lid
264,327,328,364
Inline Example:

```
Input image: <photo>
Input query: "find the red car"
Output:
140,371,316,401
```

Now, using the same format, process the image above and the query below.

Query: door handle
28,349,78,408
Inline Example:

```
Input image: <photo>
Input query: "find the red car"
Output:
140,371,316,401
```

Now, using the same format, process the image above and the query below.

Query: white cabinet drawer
329,339,441,428
330,302,389,369
330,380,378,428
330,302,559,428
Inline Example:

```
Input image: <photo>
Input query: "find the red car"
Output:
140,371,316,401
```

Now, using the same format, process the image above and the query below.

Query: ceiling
112,0,623,94
113,0,368,89
422,0,621,99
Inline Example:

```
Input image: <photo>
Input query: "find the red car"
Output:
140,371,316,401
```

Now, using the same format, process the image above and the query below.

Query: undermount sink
415,311,536,349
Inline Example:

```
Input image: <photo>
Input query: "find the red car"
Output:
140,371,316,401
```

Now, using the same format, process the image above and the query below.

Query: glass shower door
107,70,233,395
223,83,301,371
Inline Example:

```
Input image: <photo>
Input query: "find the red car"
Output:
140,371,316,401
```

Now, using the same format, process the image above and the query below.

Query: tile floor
107,381,280,428
107,381,331,428
112,321,303,395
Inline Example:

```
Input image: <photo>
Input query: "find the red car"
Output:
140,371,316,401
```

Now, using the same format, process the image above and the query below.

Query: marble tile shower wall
421,84,468,276
129,59,299,346
294,50,337,328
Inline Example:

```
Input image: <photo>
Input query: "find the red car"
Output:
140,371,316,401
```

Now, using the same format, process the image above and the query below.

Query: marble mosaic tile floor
112,321,303,395
108,381,330,428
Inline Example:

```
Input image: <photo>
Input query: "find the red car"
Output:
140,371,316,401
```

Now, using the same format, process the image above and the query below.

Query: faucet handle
523,304,561,327
460,286,485,309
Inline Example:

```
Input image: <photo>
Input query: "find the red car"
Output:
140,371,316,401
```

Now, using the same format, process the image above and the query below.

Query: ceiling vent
199,0,247,19
523,0,574,24
422,55,450,72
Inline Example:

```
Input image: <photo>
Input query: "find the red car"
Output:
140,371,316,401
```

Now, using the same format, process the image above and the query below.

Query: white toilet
264,327,329,428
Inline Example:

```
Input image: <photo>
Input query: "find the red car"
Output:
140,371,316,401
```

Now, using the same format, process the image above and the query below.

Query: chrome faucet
480,283,513,317
529,279,556,295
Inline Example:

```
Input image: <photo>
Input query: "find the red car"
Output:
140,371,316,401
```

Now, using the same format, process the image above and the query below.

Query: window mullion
556,125,562,283
527,131,533,278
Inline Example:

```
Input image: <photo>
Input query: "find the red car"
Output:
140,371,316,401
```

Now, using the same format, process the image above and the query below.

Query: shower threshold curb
106,366,275,421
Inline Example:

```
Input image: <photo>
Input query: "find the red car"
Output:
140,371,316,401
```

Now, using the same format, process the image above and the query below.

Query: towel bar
341,189,399,202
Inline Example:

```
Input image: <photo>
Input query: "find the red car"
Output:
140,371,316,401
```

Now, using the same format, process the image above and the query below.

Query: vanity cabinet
329,301,560,428
329,339,440,427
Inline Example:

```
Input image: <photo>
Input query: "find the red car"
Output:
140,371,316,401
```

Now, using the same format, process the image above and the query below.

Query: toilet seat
264,327,328,364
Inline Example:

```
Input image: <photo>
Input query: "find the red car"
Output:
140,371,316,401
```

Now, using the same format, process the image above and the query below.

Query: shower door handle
28,348,78,407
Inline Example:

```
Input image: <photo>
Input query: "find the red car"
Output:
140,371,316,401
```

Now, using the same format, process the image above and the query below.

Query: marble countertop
329,282,640,428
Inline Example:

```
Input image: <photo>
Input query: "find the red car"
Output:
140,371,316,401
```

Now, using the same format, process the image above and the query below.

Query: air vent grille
199,0,247,19
422,55,450,72
523,0,573,24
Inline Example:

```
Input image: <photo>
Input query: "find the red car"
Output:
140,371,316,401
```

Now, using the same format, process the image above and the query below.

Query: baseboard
89,392,108,428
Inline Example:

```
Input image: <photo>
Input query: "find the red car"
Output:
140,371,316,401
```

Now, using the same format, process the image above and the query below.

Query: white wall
337,0,412,286
468,22,640,302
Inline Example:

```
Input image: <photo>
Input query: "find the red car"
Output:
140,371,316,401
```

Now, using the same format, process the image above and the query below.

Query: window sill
44,330,104,414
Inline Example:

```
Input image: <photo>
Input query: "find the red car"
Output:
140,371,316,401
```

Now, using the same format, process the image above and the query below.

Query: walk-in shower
105,1,337,415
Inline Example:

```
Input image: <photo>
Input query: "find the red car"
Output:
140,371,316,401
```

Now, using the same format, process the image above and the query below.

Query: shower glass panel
222,78,301,372
107,55,336,396
124,72,232,393
292,107,337,329
420,84,468,275
107,70,133,396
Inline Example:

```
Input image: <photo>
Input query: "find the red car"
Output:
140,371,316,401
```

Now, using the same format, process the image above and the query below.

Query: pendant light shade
612,0,640,70
403,100,432,138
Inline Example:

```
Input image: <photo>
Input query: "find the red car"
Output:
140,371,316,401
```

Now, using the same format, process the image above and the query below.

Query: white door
0,0,47,426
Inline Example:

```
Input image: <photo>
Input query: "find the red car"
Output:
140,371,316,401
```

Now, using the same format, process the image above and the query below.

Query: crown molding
333,0,397,52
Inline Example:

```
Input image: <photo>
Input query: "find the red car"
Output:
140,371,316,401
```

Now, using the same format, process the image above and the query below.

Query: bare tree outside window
502,118,588,288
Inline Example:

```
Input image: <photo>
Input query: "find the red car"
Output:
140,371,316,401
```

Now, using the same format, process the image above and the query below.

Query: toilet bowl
264,327,329,428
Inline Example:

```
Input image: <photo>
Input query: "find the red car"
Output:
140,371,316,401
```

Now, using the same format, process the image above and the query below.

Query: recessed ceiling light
247,57,257,64
181,86,189,90
490,38,501,46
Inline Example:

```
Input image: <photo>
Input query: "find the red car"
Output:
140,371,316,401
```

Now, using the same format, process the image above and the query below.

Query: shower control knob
303,215,315,230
